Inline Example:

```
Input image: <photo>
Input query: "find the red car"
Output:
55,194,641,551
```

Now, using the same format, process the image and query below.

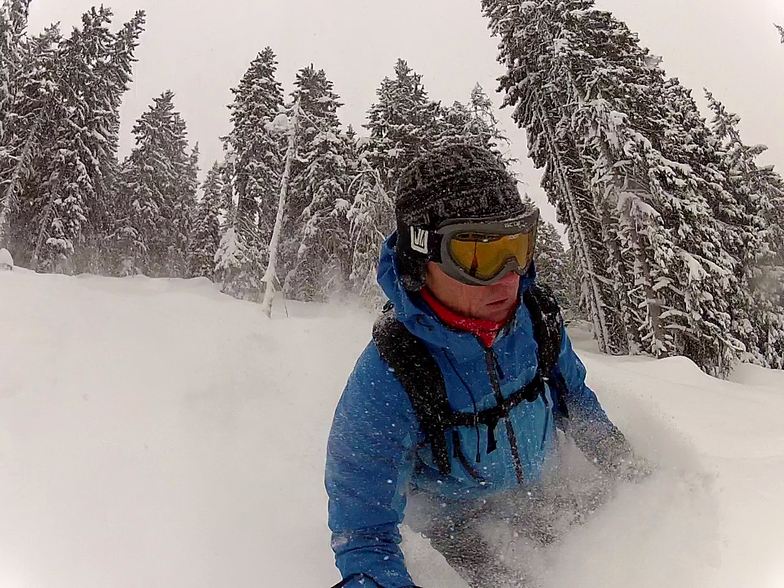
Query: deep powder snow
1,269,782,588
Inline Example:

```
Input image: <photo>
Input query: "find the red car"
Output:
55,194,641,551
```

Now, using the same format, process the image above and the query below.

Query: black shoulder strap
523,284,564,377
373,288,569,480
523,284,569,421
372,310,453,477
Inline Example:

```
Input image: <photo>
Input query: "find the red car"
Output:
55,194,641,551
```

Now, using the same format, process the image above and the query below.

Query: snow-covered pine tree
219,47,284,299
563,247,587,320
562,6,673,357
481,0,629,356
169,142,199,275
0,0,30,154
115,91,195,277
34,8,144,273
706,91,784,369
534,219,571,307
582,13,743,373
218,154,236,228
435,84,510,158
3,8,144,274
561,11,732,363
468,84,504,148
482,0,743,375
636,80,740,373
363,59,442,198
346,159,394,306
78,9,145,273
212,151,248,299
187,161,225,279
260,96,300,317
282,65,352,301
0,0,34,143
2,24,61,264
0,0,20,113
0,7,66,263
0,0,37,250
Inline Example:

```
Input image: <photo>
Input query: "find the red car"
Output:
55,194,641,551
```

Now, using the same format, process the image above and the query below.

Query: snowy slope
0,269,782,588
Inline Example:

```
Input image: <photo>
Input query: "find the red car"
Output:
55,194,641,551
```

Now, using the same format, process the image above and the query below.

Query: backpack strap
523,284,563,376
372,310,453,476
523,284,570,423
372,286,571,479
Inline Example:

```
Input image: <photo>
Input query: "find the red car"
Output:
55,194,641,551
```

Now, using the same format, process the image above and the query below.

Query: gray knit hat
395,143,530,291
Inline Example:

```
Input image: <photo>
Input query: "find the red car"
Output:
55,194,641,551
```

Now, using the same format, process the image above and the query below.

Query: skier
326,144,645,588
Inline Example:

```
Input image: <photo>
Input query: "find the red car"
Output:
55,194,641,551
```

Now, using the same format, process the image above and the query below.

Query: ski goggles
404,209,539,286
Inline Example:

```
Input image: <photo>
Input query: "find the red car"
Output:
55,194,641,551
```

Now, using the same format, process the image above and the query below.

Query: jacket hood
377,232,537,362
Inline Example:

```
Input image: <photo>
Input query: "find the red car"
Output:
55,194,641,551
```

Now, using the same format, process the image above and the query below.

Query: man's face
425,262,520,322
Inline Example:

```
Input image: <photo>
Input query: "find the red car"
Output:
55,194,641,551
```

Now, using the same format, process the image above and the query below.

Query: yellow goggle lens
448,231,534,281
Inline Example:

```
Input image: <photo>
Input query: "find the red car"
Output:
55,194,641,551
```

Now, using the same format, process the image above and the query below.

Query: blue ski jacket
325,235,620,588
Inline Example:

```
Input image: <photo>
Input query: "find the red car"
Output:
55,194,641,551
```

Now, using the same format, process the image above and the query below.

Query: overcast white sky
27,0,784,228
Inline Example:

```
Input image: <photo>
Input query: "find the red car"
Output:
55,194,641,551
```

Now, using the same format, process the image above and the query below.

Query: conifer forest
1,0,782,377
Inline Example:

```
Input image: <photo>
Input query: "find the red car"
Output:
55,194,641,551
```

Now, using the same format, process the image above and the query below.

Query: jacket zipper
484,348,525,486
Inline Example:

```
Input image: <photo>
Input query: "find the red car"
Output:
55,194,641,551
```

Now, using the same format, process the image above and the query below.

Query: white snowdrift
0,269,782,588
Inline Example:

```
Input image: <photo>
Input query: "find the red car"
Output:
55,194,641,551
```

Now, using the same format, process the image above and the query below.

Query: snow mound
729,361,784,391
0,247,13,270
0,270,782,588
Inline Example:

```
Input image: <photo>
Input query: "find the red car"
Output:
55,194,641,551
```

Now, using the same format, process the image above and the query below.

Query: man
326,144,639,588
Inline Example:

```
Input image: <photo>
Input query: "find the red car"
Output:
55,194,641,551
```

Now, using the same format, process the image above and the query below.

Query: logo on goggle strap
410,227,429,254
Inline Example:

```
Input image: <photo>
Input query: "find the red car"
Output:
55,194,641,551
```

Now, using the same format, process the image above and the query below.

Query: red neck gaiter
420,288,512,348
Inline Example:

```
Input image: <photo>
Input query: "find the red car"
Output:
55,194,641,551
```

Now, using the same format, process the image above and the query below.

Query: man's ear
399,254,428,291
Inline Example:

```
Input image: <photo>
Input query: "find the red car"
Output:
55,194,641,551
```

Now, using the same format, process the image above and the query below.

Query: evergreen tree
534,219,570,308
482,0,630,356
283,65,352,301
346,160,394,306
0,0,45,250
34,8,144,273
0,0,30,152
468,84,503,147
187,161,225,279
612,77,740,371
706,91,784,369
363,59,442,197
562,247,587,321
80,9,146,273
436,84,510,158
214,227,249,297
1,7,144,273
219,47,284,298
481,0,743,375
116,91,196,277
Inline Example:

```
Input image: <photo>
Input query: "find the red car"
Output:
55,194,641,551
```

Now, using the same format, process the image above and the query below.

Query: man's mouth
488,297,511,307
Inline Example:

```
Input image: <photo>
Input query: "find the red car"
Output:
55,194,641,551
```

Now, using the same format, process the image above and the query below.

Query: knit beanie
394,143,531,291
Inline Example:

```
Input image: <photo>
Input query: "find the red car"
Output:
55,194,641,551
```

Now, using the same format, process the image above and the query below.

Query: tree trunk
261,98,300,318
533,94,614,353
32,183,57,272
